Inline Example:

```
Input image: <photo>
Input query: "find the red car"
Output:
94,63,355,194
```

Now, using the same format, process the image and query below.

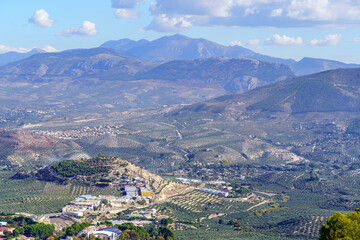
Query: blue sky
1,0,360,63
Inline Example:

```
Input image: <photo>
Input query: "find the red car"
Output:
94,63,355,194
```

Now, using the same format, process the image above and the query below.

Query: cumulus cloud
111,0,146,9
309,34,342,46
29,9,54,27
265,34,303,45
43,45,59,52
145,14,192,32
57,21,97,37
244,7,258,16
144,0,360,32
229,41,242,46
246,39,260,46
270,8,283,17
115,9,139,18
286,0,360,21
150,0,235,17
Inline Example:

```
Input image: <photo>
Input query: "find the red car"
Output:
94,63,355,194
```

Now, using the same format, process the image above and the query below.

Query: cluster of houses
63,184,155,218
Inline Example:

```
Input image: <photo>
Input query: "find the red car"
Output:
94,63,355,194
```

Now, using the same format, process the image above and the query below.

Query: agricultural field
0,171,121,214
148,184,340,239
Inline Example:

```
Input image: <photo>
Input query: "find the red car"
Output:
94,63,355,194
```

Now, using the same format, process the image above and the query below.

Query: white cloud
145,14,192,32
150,0,235,17
246,39,260,45
229,40,242,46
309,34,342,46
244,7,258,16
57,21,97,37
43,45,59,52
270,8,283,17
29,9,54,28
111,0,146,9
0,45,58,54
144,0,360,31
265,34,303,45
115,9,139,18
286,0,360,21
0,45,30,54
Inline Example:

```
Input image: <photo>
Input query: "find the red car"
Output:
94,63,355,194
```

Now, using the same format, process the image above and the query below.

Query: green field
0,171,121,214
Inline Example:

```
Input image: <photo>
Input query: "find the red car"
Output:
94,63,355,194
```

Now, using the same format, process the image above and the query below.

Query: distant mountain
100,38,149,52
0,48,46,66
292,57,360,76
0,48,148,81
101,34,295,66
137,57,295,93
102,34,360,75
0,51,295,113
179,67,360,117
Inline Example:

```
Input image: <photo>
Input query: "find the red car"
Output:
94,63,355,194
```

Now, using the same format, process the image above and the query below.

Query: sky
1,0,360,63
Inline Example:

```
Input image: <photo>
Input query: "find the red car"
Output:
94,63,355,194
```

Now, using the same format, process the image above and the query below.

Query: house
139,187,153,198
0,222,6,227
124,185,138,198
90,227,122,240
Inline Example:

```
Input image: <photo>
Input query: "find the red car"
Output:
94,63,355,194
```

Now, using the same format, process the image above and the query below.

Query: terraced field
0,171,121,214
153,190,260,223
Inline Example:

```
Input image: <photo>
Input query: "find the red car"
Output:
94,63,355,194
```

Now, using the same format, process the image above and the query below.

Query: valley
0,34,359,239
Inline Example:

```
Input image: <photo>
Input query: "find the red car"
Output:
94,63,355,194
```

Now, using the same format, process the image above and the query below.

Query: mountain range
0,48,148,81
101,34,359,75
0,34,358,117
0,49,295,111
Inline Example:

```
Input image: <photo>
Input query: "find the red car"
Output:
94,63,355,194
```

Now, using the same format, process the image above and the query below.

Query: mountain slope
293,57,360,75
0,49,46,66
137,57,295,93
0,48,148,81
178,67,360,117
0,53,295,112
0,129,81,167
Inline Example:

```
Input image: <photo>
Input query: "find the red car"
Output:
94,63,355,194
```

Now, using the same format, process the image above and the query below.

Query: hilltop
36,156,193,202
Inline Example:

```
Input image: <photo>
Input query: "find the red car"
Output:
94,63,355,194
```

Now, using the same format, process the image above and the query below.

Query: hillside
0,48,46,66
293,57,360,76
0,48,148,81
0,129,81,167
178,67,360,117
37,156,193,202
0,54,295,116
137,58,295,93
